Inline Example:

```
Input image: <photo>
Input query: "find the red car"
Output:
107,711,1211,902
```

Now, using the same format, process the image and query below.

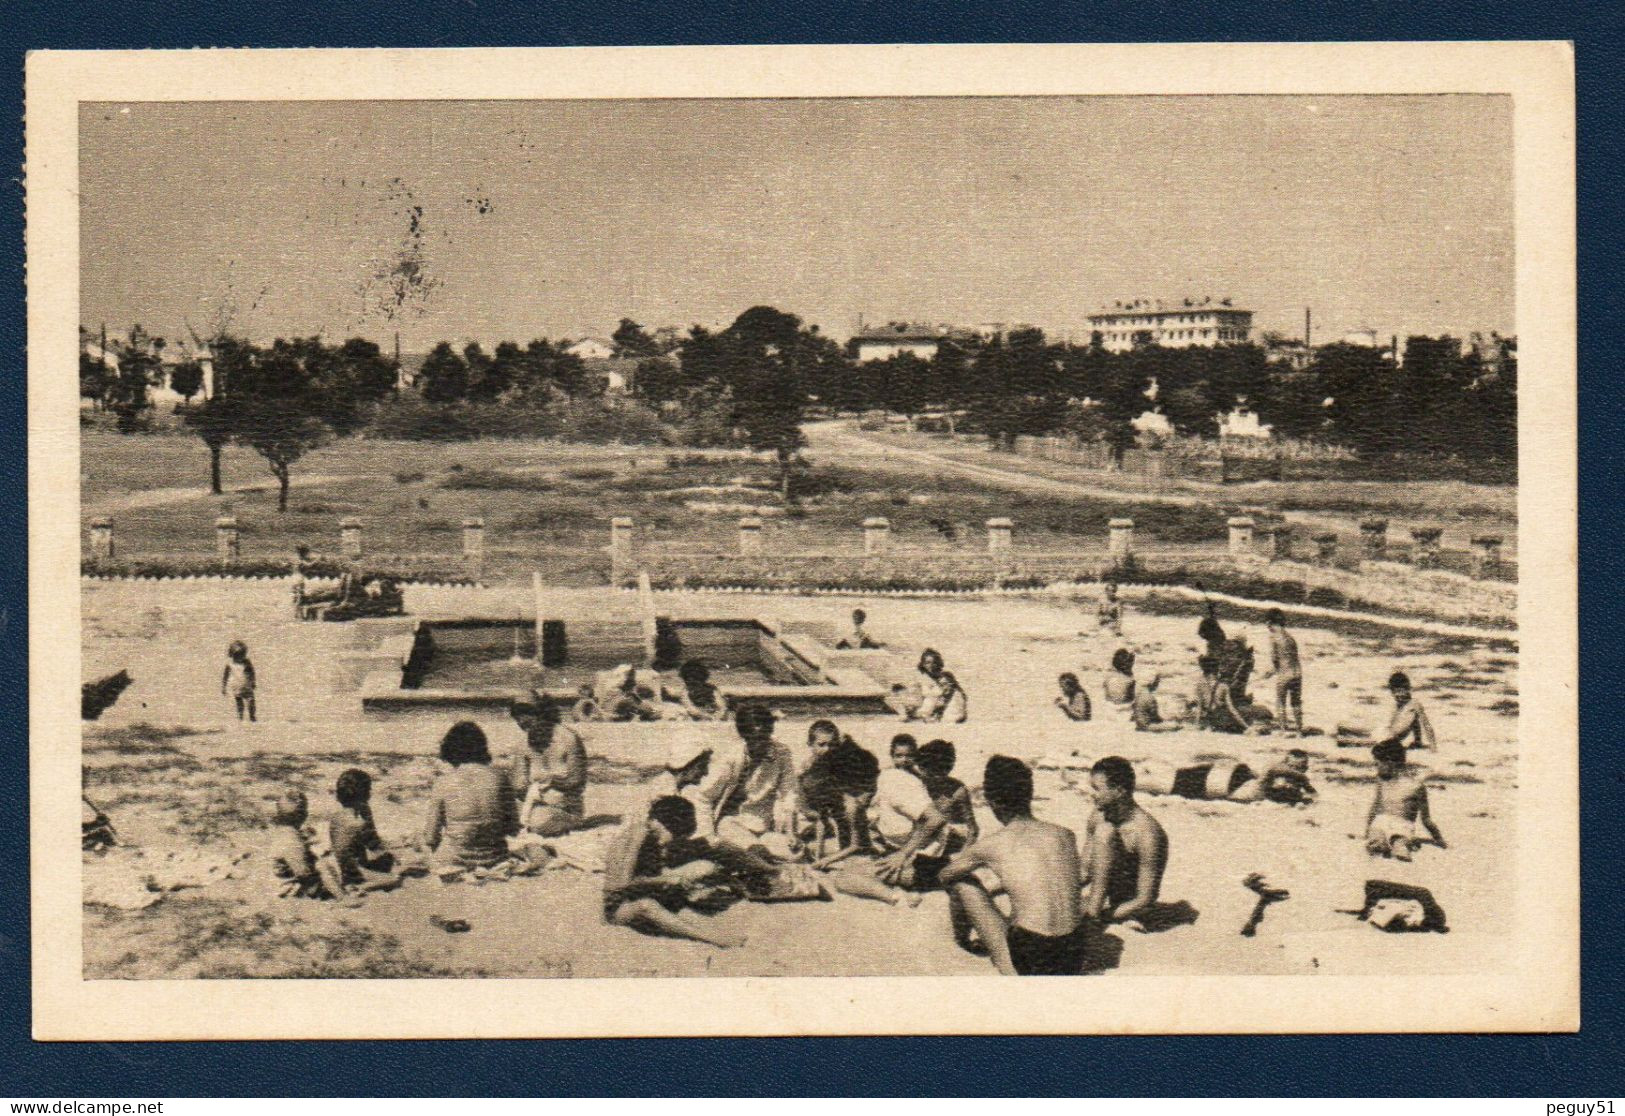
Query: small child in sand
936,670,969,723
221,641,257,722
1364,742,1447,861
1096,580,1124,637
1055,672,1092,721
836,607,882,650
266,789,339,900
328,769,407,894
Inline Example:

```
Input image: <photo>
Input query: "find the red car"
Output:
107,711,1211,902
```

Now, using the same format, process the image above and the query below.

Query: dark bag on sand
1359,880,1448,933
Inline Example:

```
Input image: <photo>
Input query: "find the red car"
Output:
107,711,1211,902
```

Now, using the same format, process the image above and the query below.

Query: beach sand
80,580,1518,979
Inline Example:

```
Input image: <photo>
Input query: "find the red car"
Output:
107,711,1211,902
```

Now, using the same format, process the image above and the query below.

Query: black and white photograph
26,42,1577,1038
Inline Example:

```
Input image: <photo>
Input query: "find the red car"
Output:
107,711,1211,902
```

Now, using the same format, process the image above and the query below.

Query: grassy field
80,427,1518,586
82,432,1243,585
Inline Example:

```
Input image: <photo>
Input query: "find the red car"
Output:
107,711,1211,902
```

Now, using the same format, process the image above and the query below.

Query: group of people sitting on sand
1061,596,1307,737
600,702,1171,974
562,660,726,723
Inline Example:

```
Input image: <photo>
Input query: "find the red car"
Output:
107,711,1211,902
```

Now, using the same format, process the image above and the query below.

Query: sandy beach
81,579,1518,979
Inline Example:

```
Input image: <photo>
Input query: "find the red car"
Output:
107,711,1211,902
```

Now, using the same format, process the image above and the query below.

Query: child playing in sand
933,670,969,724
221,641,257,722
1131,674,1183,733
1365,741,1447,861
267,789,340,900
328,769,408,894
1055,673,1092,721
836,607,882,650
809,744,922,908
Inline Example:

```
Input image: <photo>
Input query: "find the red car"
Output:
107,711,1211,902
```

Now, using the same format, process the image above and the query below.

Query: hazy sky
80,95,1512,349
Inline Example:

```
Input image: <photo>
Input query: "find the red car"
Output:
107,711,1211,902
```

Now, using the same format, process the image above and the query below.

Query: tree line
83,310,1517,508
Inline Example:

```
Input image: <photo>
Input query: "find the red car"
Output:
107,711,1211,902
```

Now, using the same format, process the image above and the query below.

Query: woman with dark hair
509,691,589,837
422,721,517,868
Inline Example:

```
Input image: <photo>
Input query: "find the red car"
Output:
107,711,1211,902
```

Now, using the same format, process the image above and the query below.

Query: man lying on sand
940,756,1091,976
1364,741,1447,861
1081,756,1169,928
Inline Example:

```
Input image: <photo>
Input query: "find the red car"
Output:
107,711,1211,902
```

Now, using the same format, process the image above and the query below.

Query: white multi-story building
1086,298,1253,353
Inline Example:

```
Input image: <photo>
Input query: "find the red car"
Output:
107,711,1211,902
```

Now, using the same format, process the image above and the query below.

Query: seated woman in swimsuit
421,721,518,870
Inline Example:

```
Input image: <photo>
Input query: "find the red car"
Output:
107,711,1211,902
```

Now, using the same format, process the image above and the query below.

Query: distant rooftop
1090,297,1248,316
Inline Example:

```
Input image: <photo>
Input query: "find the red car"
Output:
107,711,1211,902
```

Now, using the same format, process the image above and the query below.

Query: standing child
1259,608,1304,735
1096,581,1124,637
222,641,257,722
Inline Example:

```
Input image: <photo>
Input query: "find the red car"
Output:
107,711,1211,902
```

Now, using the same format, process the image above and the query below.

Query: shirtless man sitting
1080,756,1169,928
939,756,1089,976
1364,741,1446,861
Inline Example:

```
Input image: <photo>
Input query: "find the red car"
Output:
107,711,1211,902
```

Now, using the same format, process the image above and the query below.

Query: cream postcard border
26,41,1578,1039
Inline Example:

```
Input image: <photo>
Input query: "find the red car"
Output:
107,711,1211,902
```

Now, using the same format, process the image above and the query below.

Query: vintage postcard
27,42,1576,1038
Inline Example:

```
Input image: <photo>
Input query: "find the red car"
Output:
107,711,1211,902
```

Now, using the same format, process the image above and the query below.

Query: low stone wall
1254,558,1516,627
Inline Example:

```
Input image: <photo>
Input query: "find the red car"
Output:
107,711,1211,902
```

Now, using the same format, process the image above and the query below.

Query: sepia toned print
28,42,1576,1038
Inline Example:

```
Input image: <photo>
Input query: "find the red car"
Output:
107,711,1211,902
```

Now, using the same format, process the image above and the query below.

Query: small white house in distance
1219,408,1272,439
81,336,215,408
564,337,617,361
850,323,943,363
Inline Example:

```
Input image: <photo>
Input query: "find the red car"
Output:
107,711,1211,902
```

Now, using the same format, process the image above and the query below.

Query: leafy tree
722,306,812,500
168,360,205,405
1311,342,1397,456
418,341,469,403
79,351,110,407
228,341,334,511
107,325,164,433
633,355,682,406
184,395,238,495
331,337,399,403
612,318,660,359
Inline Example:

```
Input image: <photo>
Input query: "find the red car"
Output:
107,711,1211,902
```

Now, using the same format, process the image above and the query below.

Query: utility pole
1304,307,1312,348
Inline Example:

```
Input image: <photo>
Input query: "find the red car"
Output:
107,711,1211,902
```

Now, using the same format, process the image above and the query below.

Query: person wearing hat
509,690,589,837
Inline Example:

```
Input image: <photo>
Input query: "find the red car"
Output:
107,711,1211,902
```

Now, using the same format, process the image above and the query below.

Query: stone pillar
215,516,240,564
1470,534,1503,579
462,517,485,567
1410,525,1444,570
1313,532,1338,566
1360,517,1389,560
339,517,363,559
863,517,890,555
609,516,634,583
738,516,763,556
1108,518,1135,559
1227,516,1255,556
89,516,115,561
985,517,1013,554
